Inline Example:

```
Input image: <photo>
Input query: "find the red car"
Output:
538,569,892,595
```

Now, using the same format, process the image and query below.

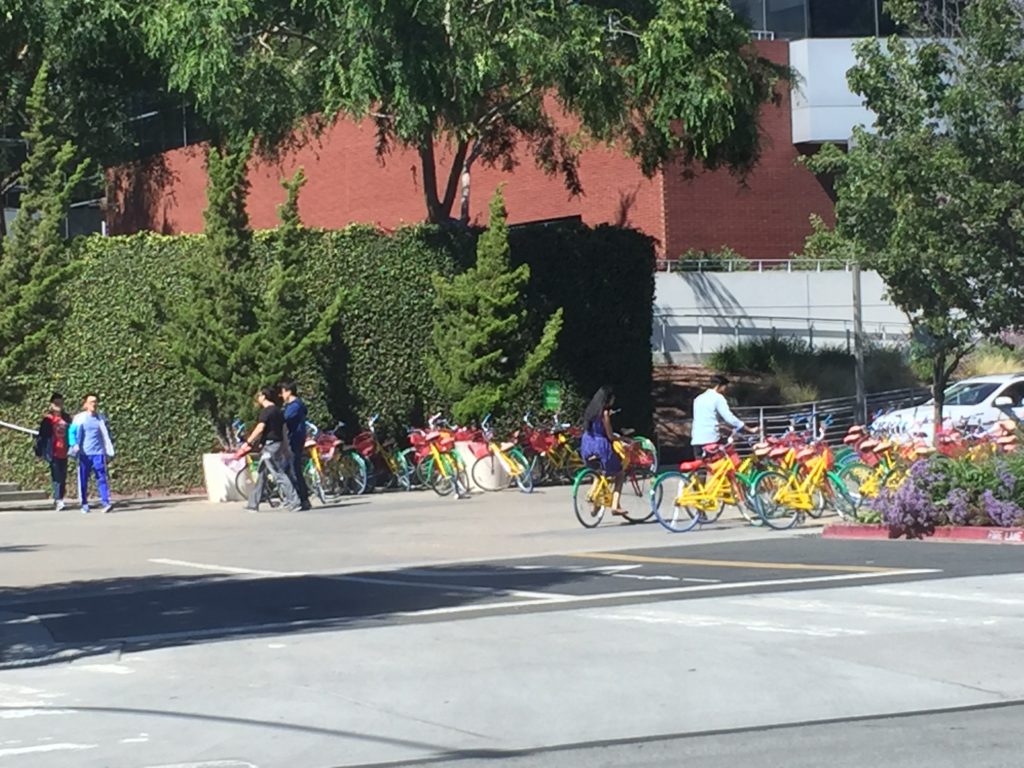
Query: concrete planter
202,453,246,503
823,523,1024,544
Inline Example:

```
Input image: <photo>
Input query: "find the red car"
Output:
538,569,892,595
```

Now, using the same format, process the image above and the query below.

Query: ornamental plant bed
856,451,1024,540
823,523,1024,544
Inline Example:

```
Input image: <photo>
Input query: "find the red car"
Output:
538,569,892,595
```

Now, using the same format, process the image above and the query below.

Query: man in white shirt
691,375,757,457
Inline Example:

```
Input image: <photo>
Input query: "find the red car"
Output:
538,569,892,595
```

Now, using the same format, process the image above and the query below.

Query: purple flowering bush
867,453,1024,538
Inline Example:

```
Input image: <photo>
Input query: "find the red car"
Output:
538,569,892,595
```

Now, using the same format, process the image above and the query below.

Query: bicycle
752,439,855,530
572,436,655,528
353,414,416,491
409,417,470,498
521,412,584,484
650,433,762,533
469,414,533,493
317,422,370,496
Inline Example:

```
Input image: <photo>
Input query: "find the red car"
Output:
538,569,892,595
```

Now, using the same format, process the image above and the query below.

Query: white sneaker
101,504,113,515
81,505,90,515
55,500,65,512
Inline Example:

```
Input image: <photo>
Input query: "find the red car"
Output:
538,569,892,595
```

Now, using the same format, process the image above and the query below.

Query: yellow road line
565,551,902,574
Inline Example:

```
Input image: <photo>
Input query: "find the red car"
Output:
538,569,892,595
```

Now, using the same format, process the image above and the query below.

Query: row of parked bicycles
232,412,659,508
619,410,1023,534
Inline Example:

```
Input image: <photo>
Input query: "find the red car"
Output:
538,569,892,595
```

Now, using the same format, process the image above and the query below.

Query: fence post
660,315,667,354
811,401,818,436
846,327,852,354
734,323,739,344
698,320,704,354
808,320,814,351
759,407,765,436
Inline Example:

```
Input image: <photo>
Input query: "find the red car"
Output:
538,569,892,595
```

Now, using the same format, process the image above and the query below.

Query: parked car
871,374,1024,439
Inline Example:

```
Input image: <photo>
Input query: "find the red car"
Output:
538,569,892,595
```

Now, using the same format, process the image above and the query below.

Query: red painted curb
822,524,1024,544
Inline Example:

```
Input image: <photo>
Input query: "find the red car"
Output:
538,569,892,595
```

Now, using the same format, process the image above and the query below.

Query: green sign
542,380,562,412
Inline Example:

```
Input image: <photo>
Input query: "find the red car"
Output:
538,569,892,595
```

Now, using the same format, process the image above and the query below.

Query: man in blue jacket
70,393,116,514
280,380,311,510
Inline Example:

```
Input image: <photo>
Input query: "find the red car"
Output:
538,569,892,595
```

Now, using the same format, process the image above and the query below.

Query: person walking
34,393,71,511
70,393,116,514
239,386,301,512
280,380,311,510
691,374,758,458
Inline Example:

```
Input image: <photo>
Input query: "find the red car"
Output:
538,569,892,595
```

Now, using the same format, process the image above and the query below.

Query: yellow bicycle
753,443,855,529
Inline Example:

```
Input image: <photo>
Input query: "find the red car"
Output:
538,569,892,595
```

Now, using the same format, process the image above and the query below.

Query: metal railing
0,420,37,437
652,311,910,355
730,388,932,447
655,258,854,273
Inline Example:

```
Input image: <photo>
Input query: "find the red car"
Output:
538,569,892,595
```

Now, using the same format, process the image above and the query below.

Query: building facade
107,2,912,259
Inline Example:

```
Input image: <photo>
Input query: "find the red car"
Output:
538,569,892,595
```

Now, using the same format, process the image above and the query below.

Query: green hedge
0,223,654,493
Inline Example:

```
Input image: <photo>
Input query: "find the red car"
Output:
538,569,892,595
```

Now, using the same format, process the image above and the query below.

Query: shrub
956,341,1024,378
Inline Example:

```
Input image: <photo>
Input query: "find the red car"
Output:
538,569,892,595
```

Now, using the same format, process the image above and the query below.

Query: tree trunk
459,142,484,224
932,351,948,447
418,134,468,224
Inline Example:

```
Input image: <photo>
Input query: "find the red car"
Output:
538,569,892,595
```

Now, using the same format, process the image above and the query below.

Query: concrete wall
790,38,875,144
652,269,911,362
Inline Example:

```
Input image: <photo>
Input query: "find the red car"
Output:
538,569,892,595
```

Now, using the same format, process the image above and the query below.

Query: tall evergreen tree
428,188,563,423
236,168,344,394
0,62,89,401
165,135,255,445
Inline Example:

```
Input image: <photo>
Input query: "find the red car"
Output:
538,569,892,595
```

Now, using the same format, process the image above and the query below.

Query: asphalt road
2,492,1024,767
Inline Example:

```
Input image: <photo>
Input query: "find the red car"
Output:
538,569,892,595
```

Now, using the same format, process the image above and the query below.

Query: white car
871,374,1024,439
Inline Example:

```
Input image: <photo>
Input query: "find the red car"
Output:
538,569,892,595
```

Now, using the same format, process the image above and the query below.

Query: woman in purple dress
580,385,625,516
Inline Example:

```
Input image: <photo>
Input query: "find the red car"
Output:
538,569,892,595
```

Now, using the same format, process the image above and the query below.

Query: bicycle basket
469,440,490,459
353,432,376,458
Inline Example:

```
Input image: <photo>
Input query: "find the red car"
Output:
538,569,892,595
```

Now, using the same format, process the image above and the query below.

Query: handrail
0,420,38,437
652,311,906,335
655,258,854,273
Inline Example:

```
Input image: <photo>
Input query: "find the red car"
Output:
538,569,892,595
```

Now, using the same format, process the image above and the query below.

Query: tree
165,135,256,445
428,187,564,422
804,0,1024,438
142,0,786,223
1,0,174,237
235,168,345,398
0,63,89,401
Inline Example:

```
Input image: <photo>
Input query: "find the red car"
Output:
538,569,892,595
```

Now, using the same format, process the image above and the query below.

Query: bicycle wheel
395,448,418,491
620,469,654,523
688,468,725,523
234,467,253,501
471,452,507,492
651,471,704,533
572,468,606,528
431,453,464,497
753,470,801,530
731,474,763,525
508,448,534,493
825,471,858,521
835,462,874,509
305,462,327,505
335,451,369,495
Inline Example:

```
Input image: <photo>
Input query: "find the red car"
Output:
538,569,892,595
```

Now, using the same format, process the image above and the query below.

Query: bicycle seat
843,433,863,445
678,460,704,472
914,445,937,456
621,428,636,437
997,435,1018,446
769,446,790,460
796,447,816,462
859,438,879,452
872,440,893,453
585,453,602,469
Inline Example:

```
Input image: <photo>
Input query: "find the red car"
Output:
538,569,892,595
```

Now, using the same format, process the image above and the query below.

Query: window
808,0,875,37
765,0,807,40
938,382,999,407
729,0,766,31
995,382,1024,408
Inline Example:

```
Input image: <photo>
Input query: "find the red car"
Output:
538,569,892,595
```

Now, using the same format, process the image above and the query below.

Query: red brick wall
661,41,836,261
109,118,666,247
107,41,834,259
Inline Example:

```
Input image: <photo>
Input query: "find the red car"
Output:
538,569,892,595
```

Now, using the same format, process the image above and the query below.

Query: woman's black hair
259,385,279,404
582,385,615,428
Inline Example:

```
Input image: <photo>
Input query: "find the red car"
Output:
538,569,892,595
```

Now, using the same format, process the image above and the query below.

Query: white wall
790,38,876,144
653,270,911,360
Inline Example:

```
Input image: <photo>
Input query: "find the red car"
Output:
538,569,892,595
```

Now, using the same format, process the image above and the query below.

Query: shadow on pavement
0,562,590,669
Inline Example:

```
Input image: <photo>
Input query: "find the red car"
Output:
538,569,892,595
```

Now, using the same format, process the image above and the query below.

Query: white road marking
871,587,1024,606
0,743,97,758
325,573,572,600
0,709,75,720
119,733,150,744
76,663,134,675
140,761,256,768
588,609,869,637
148,559,302,577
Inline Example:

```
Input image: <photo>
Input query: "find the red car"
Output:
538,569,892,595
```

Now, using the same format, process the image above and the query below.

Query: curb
822,524,1024,544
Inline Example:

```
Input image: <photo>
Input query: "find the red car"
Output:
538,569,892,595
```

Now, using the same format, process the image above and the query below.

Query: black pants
49,458,67,501
291,449,310,508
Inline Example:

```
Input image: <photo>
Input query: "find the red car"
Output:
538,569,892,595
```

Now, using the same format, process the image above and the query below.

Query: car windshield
929,382,1000,407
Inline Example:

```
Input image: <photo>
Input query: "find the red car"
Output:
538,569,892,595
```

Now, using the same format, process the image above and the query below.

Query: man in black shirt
241,386,301,512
